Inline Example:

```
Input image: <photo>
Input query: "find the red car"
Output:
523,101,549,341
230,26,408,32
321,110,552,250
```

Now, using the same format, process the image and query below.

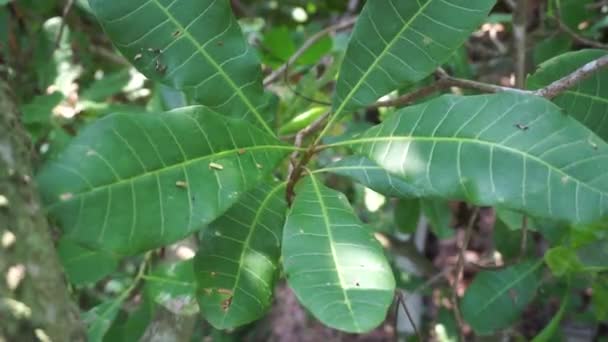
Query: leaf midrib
325,136,608,197
308,175,360,332
47,145,294,208
219,182,285,327
150,0,274,135
333,0,433,119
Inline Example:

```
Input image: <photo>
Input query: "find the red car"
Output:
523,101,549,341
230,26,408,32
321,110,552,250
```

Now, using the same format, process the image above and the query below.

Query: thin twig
285,112,331,205
517,215,529,263
513,0,528,88
54,0,75,49
451,207,480,341
396,291,424,341
263,17,357,86
534,54,608,98
553,3,608,49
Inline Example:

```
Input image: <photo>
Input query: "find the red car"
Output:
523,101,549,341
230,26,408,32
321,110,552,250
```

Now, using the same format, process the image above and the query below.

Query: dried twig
553,4,608,49
534,54,608,98
396,291,424,341
264,17,357,86
517,215,529,263
54,0,75,49
451,207,480,341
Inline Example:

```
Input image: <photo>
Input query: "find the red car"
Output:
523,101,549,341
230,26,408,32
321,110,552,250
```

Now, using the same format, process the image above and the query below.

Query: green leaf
545,246,582,276
394,198,420,234
592,276,608,321
421,198,454,239
195,182,286,329
282,175,395,333
528,49,608,141
145,260,198,315
333,0,495,114
84,299,123,342
531,282,570,342
339,92,608,224
57,239,119,285
321,155,419,198
461,260,542,335
88,0,274,134
37,107,291,256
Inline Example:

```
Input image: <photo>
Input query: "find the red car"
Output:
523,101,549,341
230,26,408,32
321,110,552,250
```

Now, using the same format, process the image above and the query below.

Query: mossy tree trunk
0,79,85,341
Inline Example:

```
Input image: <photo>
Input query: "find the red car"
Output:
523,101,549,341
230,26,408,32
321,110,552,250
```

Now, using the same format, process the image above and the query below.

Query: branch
554,4,608,49
263,17,357,86
513,0,528,88
54,0,75,49
534,54,608,98
285,111,330,205
451,207,479,341
0,79,85,340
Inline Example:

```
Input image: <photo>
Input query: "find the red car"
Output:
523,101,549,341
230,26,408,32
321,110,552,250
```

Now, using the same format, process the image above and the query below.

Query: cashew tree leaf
282,175,395,333
332,92,608,224
461,260,542,335
36,107,291,256
527,49,608,142
320,155,419,198
333,0,495,115
88,0,274,134
195,182,286,329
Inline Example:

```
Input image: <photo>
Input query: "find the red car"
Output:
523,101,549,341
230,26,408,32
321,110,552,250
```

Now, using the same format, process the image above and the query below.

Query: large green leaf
528,49,608,141
320,155,419,198
195,182,286,329
333,0,495,114
461,260,542,335
282,175,395,333
58,239,119,286
331,93,608,224
88,0,274,134
145,260,198,315
37,107,291,256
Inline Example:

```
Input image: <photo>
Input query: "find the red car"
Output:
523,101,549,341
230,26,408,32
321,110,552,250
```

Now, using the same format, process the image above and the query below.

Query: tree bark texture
0,79,85,341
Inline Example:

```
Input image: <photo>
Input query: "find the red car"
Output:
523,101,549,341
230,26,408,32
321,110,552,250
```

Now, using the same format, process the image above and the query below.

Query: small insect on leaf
134,53,143,61
172,30,181,38
209,162,224,170
588,137,599,150
147,47,161,54
256,163,263,169
515,123,529,131
238,149,246,155
175,180,188,188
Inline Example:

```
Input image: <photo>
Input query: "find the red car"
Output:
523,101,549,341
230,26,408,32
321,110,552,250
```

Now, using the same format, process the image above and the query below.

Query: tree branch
0,79,85,341
451,207,479,341
513,0,528,88
534,54,608,98
263,17,357,86
554,4,608,50
285,111,330,205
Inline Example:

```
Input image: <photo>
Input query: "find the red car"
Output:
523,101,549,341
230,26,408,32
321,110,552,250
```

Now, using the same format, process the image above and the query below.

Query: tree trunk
0,79,85,341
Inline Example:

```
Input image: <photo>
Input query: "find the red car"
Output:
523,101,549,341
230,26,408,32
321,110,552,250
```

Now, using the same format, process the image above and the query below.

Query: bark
0,79,85,341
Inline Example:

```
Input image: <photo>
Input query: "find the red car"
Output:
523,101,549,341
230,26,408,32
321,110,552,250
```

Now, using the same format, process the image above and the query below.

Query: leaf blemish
60,193,73,201
172,30,181,37
209,162,224,170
